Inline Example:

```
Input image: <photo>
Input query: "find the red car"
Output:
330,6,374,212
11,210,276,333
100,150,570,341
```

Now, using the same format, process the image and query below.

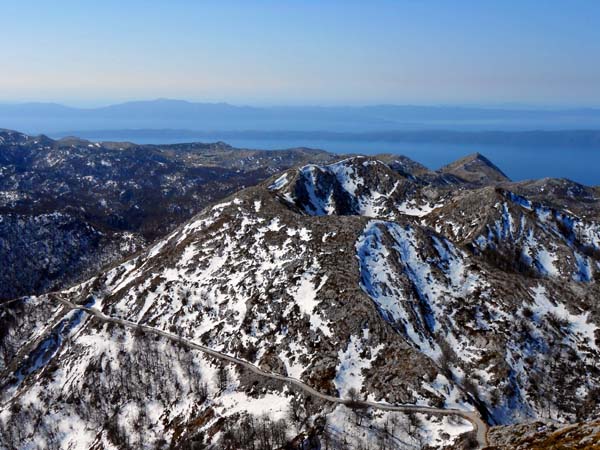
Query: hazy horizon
5,99,600,137
3,1,600,185
2,1,600,106
2,98,600,110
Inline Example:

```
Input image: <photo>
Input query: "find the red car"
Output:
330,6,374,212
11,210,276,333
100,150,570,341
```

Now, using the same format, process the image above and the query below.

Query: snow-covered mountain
1,152,599,449
0,129,337,300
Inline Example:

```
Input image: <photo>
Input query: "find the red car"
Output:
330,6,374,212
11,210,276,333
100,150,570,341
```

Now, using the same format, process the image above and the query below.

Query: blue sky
1,0,599,106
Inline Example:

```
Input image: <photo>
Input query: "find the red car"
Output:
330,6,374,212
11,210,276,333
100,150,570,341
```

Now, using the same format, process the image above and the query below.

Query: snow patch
334,334,383,398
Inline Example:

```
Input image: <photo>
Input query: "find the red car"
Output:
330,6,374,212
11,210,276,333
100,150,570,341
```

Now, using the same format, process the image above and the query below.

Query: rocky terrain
1,137,599,449
488,419,600,449
0,129,336,300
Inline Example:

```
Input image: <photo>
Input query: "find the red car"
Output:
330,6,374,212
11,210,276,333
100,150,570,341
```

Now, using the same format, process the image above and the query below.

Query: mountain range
1,129,600,449
0,129,335,301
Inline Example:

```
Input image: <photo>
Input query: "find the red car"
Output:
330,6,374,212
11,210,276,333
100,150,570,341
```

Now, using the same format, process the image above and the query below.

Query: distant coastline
52,128,600,148
44,128,600,185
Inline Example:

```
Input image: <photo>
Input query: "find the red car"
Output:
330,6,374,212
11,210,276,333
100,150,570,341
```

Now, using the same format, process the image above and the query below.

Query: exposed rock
1,140,599,448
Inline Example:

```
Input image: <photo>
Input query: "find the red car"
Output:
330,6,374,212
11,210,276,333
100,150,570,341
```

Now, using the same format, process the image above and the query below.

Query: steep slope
423,187,600,281
0,213,143,301
0,185,478,449
1,156,599,449
0,129,338,300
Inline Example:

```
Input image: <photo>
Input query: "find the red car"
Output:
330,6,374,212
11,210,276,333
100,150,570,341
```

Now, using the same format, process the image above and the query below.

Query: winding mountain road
51,295,489,449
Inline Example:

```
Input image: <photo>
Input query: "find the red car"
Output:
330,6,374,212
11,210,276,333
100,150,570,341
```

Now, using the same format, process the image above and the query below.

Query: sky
1,0,600,107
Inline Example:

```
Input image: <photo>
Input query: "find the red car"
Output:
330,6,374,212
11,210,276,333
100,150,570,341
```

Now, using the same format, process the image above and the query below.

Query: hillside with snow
1,151,599,449
0,129,337,301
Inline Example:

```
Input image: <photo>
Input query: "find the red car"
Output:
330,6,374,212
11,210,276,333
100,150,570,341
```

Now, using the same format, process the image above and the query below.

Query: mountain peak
439,152,510,184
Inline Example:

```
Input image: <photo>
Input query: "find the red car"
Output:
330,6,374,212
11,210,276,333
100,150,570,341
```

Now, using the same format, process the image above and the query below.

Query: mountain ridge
1,147,599,449
0,129,338,301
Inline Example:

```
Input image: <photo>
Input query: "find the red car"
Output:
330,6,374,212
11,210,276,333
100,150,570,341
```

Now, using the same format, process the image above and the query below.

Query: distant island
3,98,600,134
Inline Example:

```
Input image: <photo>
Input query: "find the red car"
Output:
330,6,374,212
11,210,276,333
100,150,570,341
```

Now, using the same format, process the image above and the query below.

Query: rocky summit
1,143,599,449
